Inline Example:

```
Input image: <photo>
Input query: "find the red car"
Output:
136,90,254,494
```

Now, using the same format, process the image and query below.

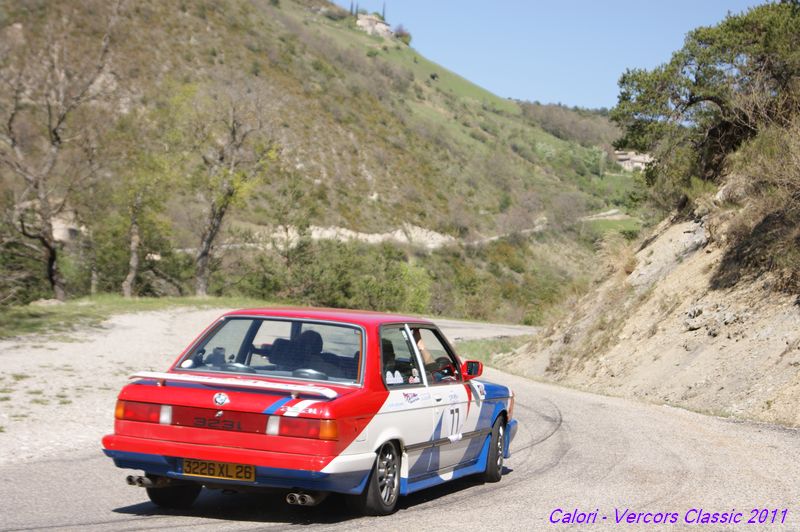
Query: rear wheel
348,441,400,515
146,483,202,509
482,416,505,483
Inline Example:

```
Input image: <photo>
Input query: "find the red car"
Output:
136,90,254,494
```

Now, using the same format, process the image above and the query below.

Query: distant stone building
356,14,393,38
52,212,83,242
15,200,83,243
614,150,653,171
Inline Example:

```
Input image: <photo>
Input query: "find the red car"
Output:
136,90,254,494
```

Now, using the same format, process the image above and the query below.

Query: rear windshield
176,318,363,385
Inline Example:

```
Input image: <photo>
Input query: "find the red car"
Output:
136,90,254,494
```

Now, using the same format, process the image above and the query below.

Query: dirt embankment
502,214,800,427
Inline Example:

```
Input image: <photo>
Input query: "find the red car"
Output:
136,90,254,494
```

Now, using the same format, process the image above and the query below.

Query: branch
0,150,36,184
50,0,121,142
17,214,42,241
0,232,44,256
4,68,25,157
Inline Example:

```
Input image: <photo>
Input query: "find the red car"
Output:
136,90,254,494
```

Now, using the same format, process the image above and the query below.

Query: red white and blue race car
102,308,518,515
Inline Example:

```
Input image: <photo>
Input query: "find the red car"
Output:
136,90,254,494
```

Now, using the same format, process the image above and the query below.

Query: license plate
181,459,256,482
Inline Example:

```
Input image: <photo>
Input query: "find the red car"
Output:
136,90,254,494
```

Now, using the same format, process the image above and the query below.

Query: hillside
0,0,636,322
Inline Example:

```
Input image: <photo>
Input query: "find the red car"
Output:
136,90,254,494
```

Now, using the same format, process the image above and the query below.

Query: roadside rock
628,220,708,291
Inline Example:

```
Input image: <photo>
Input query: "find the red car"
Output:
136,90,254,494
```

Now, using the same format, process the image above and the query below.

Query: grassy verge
581,217,643,240
0,294,273,340
453,335,536,367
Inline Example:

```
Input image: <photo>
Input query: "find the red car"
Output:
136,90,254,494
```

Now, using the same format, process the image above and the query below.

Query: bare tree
0,3,119,300
180,88,277,296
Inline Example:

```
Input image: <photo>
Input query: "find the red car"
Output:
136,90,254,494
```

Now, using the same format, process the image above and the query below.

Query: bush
711,121,800,292
394,25,411,45
321,6,348,21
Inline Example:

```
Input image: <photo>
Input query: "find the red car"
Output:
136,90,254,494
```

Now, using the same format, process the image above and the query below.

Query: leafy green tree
611,2,800,206
95,108,173,297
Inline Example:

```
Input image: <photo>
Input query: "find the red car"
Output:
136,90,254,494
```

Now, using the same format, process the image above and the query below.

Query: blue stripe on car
262,396,293,414
399,434,491,495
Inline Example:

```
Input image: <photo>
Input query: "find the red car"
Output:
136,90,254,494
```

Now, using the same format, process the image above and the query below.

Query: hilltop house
356,14,393,38
614,150,653,171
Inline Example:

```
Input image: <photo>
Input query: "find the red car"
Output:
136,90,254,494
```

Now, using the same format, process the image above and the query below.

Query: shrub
394,25,411,45
712,121,800,292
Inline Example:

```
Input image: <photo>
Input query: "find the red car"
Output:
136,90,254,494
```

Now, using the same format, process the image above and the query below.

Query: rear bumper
102,435,371,495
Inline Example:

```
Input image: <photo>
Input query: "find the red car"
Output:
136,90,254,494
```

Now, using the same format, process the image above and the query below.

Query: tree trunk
194,259,209,297
35,183,67,301
46,242,67,301
122,195,142,298
90,267,98,295
194,196,230,297
83,226,99,295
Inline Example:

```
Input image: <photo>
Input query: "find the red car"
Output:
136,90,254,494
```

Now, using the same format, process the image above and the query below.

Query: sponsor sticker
403,392,420,404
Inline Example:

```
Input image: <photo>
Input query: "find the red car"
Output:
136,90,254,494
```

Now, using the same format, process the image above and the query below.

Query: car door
377,325,435,481
408,326,478,472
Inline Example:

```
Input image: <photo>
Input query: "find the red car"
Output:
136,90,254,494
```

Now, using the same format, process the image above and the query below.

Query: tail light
277,418,338,440
115,400,336,439
115,401,171,425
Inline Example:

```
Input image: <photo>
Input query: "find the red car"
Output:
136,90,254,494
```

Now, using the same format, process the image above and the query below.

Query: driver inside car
412,329,456,383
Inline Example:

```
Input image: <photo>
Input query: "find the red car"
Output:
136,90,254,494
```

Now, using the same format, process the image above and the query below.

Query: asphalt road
1,319,798,531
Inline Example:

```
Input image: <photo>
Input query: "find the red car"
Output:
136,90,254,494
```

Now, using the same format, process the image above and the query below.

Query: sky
332,0,763,109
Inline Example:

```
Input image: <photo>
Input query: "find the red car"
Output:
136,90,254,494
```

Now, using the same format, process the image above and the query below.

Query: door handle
433,395,443,402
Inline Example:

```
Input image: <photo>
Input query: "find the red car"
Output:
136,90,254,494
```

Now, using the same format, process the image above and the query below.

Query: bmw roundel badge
213,392,229,406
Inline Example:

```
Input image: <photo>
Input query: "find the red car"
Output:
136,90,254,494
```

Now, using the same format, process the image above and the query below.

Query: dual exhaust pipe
126,475,324,507
285,491,326,506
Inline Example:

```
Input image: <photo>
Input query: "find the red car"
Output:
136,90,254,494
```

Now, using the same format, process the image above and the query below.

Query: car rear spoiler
129,371,338,399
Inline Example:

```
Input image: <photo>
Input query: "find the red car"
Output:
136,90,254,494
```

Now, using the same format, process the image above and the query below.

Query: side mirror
461,360,483,381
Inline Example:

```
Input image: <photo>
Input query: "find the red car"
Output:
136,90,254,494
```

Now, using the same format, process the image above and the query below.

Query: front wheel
146,483,202,509
348,441,400,515
482,416,505,483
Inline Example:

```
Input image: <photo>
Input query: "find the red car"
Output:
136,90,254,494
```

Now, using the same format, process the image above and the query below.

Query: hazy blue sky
332,0,762,109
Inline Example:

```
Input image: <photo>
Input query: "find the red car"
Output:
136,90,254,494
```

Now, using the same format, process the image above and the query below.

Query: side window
380,327,423,387
411,327,462,385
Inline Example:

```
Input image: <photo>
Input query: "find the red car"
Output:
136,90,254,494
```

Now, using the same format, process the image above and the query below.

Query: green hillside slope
0,0,639,323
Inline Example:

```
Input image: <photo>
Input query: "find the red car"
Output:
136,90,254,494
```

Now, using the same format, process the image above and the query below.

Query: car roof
224,307,436,327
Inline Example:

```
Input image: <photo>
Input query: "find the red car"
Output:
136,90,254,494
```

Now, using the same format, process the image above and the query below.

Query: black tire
482,416,506,483
146,483,202,509
347,441,400,515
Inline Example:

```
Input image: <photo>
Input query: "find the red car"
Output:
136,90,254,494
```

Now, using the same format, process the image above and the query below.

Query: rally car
102,308,518,515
